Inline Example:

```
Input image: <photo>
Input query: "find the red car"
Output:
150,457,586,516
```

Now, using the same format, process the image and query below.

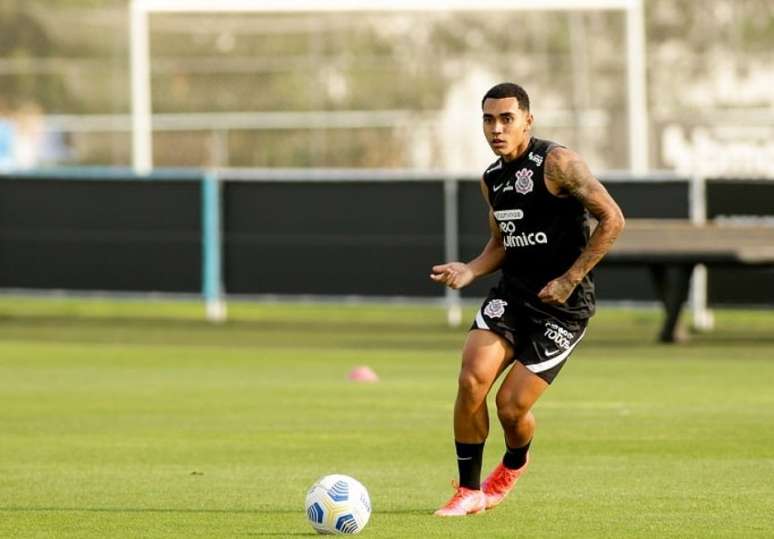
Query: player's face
482,97,533,161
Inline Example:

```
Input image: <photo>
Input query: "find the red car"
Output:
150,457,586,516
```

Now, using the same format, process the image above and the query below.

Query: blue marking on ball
327,480,350,502
307,502,324,524
335,513,359,534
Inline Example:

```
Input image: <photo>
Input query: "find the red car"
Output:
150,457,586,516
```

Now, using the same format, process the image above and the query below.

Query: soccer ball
305,474,371,535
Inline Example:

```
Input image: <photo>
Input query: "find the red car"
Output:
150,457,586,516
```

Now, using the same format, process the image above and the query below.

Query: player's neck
502,137,532,163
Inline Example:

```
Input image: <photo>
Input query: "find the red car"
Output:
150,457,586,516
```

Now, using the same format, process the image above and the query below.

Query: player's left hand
537,275,578,305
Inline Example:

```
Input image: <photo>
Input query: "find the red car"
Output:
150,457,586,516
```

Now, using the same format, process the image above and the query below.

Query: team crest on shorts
514,168,534,195
484,299,508,319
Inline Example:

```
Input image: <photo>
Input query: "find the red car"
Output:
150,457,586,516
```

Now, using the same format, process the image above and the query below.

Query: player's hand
537,275,578,305
430,262,474,290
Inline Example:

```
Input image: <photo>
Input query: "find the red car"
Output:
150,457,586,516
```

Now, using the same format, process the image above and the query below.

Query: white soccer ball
304,474,371,535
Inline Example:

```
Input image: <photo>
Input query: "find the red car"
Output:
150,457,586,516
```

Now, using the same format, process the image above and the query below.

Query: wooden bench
604,219,774,342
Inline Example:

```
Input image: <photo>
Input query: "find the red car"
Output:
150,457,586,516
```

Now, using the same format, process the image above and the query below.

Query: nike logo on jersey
543,348,563,358
493,183,505,192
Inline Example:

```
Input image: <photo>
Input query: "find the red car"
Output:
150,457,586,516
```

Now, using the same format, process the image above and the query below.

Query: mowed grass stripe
0,297,772,537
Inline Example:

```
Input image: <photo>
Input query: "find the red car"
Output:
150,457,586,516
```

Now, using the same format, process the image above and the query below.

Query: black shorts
470,289,588,384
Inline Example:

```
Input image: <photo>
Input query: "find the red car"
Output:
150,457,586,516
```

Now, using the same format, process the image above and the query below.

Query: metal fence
1,168,772,322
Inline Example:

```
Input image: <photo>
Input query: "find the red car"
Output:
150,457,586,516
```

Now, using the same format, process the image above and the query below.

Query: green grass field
1,296,773,538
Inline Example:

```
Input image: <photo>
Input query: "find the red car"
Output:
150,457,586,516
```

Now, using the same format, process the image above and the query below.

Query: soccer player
431,82,625,516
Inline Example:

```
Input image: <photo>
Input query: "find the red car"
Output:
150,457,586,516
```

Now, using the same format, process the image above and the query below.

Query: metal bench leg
649,264,694,343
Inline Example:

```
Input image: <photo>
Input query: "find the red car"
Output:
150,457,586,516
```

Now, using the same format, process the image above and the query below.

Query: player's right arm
430,178,505,290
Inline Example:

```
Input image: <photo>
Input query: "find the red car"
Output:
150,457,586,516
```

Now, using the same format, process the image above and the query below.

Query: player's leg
482,312,588,510
435,329,513,516
454,329,513,445
479,362,547,510
495,361,548,459
495,313,587,453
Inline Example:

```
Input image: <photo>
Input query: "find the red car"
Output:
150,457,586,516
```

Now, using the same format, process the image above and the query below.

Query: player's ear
525,112,534,131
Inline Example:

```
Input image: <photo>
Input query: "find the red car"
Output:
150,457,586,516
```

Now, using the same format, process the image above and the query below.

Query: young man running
431,82,625,516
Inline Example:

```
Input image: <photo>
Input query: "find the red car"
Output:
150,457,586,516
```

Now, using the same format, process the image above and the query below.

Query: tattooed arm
538,147,625,305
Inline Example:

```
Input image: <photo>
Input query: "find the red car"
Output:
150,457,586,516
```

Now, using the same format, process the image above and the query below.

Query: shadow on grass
0,314,451,334
0,314,463,352
6,311,771,351
585,334,774,348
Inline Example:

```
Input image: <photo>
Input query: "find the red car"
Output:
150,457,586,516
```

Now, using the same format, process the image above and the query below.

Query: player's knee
495,393,531,426
457,368,489,401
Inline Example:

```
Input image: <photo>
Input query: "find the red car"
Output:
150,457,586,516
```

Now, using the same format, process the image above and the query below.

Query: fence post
690,173,713,331
202,170,227,322
443,177,462,327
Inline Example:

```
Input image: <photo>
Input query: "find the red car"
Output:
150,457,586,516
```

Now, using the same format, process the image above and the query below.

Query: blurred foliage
0,1,63,109
0,1,771,168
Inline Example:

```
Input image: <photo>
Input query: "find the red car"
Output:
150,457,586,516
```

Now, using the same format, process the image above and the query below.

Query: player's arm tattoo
545,147,625,284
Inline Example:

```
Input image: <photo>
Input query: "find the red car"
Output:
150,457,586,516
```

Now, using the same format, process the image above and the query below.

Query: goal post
129,0,648,324
129,0,648,175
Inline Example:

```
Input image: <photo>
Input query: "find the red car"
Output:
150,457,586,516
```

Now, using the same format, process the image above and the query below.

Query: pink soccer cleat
481,456,529,510
433,483,487,517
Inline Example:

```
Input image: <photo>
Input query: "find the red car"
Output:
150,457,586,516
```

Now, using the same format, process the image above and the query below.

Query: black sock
455,441,485,490
503,440,531,470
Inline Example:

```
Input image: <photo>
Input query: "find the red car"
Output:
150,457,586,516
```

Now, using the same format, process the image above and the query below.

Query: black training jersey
482,137,595,319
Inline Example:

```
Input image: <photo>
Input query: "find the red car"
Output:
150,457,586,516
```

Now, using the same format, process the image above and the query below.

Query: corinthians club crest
484,299,508,319
514,168,534,195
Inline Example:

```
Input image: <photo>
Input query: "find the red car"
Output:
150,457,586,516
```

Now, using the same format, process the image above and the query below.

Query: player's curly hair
481,82,530,111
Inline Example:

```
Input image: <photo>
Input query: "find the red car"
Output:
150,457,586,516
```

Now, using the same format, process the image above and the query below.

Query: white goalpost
129,0,649,325
129,0,648,175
